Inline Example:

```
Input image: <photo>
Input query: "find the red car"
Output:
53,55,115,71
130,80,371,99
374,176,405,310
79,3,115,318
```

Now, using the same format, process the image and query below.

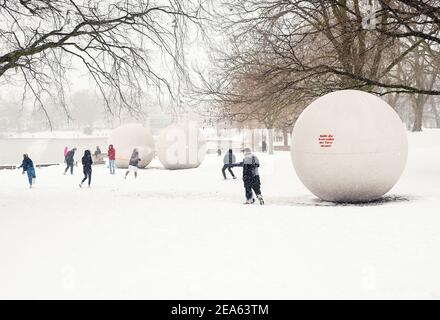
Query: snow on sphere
156,123,207,170
291,90,408,203
108,124,155,169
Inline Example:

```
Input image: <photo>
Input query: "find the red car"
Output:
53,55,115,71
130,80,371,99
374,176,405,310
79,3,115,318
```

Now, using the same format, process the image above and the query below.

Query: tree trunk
268,128,274,155
432,103,440,128
412,94,425,132
412,105,423,132
283,128,289,147
216,125,222,153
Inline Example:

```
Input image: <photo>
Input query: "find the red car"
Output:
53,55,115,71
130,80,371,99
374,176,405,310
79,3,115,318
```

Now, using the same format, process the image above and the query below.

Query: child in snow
124,148,141,179
108,144,116,175
234,148,264,205
79,150,93,188
64,148,77,175
18,154,36,188
222,149,237,179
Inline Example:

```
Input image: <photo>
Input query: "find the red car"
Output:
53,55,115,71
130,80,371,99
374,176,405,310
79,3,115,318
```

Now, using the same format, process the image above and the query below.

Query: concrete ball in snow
108,124,155,169
291,90,408,202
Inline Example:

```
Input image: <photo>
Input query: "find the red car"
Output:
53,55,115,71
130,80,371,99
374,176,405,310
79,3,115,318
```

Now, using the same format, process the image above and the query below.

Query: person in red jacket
108,144,116,174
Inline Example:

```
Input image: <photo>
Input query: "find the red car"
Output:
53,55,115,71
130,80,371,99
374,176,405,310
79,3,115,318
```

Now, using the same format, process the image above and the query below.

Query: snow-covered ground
0,130,440,299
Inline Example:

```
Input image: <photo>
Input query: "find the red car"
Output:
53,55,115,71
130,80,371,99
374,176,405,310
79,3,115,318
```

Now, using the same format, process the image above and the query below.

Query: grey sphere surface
291,90,408,203
156,123,207,170
108,124,155,169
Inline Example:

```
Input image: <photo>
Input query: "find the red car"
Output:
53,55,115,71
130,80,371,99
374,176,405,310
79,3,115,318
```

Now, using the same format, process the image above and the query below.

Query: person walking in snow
124,148,141,179
108,144,116,175
18,154,36,188
64,147,77,175
222,149,237,179
63,146,68,162
234,148,264,205
79,150,93,188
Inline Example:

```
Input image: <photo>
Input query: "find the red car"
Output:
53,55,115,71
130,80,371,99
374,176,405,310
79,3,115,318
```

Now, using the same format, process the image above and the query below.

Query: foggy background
1,1,440,165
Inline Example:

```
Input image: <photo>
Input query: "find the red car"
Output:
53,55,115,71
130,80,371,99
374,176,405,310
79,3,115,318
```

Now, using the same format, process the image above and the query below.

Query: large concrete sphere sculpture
291,90,408,202
108,124,155,169
156,123,207,170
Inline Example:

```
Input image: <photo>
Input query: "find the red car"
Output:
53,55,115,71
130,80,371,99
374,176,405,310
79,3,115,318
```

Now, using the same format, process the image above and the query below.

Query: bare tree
198,0,440,135
0,0,205,129
408,44,438,131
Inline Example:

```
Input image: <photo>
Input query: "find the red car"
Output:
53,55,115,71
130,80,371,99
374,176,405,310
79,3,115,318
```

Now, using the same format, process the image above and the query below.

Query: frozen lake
0,130,439,299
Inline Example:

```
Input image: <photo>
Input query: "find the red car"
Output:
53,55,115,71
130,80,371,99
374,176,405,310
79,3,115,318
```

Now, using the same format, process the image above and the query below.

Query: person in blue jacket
18,154,36,188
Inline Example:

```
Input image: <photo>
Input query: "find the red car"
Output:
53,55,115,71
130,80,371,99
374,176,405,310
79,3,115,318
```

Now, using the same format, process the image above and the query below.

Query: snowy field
1,130,440,299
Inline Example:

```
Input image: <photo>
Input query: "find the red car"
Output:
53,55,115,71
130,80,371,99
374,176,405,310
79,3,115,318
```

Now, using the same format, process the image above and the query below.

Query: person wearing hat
18,154,36,188
234,147,264,205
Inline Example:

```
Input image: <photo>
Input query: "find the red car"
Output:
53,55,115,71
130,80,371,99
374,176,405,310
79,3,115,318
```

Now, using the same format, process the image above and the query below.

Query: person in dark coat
18,154,36,188
64,148,77,175
108,144,116,174
64,146,68,163
262,140,267,153
94,146,101,157
234,148,264,205
125,148,141,179
79,150,93,188
222,149,237,179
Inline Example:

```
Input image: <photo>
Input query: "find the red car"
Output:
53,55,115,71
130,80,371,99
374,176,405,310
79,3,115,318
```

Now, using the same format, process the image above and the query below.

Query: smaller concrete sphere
108,124,155,169
156,123,207,170
291,90,408,202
